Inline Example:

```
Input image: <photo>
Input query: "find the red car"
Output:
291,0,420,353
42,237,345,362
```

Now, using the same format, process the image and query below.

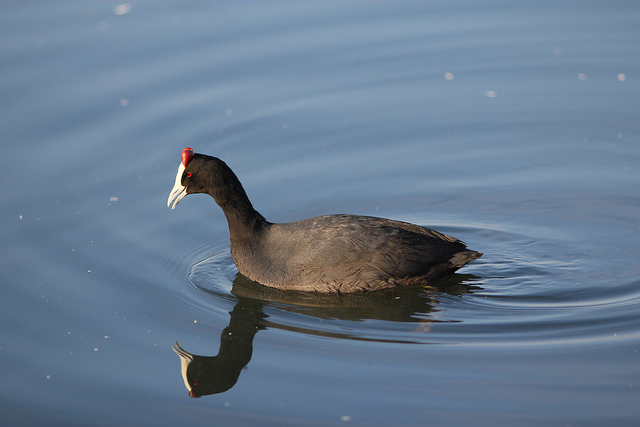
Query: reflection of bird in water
172,274,480,396
172,298,265,397
168,148,482,293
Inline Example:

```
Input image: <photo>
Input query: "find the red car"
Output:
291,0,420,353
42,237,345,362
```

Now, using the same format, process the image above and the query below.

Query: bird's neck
209,187,267,239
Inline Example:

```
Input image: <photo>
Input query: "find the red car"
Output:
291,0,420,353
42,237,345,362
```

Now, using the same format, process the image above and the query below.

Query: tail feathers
401,250,482,286
449,250,483,269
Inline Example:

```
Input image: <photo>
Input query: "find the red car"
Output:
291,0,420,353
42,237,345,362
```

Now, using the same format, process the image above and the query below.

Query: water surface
1,1,639,426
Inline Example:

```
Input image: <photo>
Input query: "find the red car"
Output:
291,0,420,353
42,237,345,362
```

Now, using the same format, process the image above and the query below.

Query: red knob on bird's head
181,147,195,167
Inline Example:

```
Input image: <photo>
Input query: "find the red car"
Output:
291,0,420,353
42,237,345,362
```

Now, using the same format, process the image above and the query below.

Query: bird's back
231,214,481,292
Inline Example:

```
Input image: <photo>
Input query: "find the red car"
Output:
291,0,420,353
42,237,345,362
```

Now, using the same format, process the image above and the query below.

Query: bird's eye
187,172,192,177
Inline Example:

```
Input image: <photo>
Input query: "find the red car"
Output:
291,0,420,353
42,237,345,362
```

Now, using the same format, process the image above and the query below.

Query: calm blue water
2,1,639,425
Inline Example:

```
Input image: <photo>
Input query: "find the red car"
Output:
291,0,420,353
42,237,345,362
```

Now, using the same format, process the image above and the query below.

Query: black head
168,148,239,208
167,148,263,232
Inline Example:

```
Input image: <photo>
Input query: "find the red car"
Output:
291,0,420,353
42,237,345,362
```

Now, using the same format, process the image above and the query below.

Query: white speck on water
341,415,352,422
618,73,626,81
114,4,131,15
444,72,455,80
485,90,497,98
577,73,586,80
119,99,129,107
109,196,119,202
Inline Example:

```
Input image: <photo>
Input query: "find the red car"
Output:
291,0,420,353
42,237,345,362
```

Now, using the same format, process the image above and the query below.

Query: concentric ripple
175,221,640,349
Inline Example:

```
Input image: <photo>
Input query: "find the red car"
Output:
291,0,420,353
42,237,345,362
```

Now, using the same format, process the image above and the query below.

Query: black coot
168,148,482,293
